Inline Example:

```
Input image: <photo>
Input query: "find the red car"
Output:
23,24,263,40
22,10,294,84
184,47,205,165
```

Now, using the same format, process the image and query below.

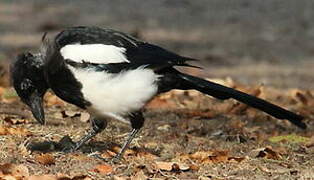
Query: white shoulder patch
60,44,129,63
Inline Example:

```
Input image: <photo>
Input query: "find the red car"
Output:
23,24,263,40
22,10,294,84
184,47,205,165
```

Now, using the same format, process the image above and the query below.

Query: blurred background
1,0,313,88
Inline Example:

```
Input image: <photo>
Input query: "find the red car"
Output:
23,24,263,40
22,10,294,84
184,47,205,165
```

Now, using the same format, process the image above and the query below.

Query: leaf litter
0,77,313,179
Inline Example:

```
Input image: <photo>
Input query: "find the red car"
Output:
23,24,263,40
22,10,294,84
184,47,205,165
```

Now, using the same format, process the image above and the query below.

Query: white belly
69,66,160,117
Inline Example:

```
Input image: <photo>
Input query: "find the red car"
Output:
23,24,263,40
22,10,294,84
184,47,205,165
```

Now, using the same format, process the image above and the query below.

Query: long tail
177,73,306,129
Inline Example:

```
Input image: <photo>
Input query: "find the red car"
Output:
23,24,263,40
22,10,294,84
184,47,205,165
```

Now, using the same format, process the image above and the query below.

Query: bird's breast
69,66,160,116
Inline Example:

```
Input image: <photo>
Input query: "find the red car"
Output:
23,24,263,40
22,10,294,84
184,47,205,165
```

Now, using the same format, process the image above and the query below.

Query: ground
0,81,313,179
1,1,314,179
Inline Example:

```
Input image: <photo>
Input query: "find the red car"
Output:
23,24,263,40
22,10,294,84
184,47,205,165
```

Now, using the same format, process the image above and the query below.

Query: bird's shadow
26,135,159,157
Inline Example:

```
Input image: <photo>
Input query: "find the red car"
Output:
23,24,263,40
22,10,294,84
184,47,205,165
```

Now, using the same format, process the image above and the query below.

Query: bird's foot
57,135,80,153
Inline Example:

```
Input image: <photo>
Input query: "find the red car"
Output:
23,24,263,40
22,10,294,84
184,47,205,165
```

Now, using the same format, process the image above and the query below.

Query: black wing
54,26,197,68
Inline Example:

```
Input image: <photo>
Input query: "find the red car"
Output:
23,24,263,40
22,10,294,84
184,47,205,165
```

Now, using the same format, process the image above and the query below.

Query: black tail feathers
177,73,306,129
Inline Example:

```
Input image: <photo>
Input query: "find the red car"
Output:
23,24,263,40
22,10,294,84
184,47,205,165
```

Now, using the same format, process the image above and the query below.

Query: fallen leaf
54,112,63,119
291,90,314,106
133,170,147,180
45,93,65,107
4,117,28,125
136,151,158,160
28,175,58,180
183,109,215,119
228,156,246,163
157,124,171,131
0,126,32,136
204,150,229,163
92,164,113,175
181,150,244,164
80,112,90,122
64,110,79,117
35,154,55,165
1,175,17,180
206,77,235,88
155,162,173,171
145,97,177,109
189,164,199,171
175,162,190,171
0,86,5,96
113,176,128,180
100,150,117,159
189,151,213,160
155,162,190,172
294,91,309,105
0,164,29,178
256,147,281,160
305,136,314,148
1,88,18,103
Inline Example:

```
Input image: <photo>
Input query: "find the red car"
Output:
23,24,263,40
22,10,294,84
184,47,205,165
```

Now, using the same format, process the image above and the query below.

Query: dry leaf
80,112,90,122
54,112,63,119
228,157,246,163
133,170,147,180
4,117,28,125
294,91,309,105
305,136,314,148
206,77,235,87
45,93,65,107
183,110,215,119
189,164,199,171
291,90,314,106
28,175,58,180
256,147,281,160
155,162,190,172
189,151,214,161
1,175,17,180
0,164,29,178
92,164,113,175
204,150,229,163
145,97,177,109
181,150,244,164
0,126,32,136
175,163,190,171
155,161,173,171
35,154,55,165
0,86,5,96
101,150,117,159
1,88,18,104
113,176,128,180
64,110,79,117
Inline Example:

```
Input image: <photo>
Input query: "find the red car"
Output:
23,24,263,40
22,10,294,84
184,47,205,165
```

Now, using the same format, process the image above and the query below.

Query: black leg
62,117,107,152
114,111,144,159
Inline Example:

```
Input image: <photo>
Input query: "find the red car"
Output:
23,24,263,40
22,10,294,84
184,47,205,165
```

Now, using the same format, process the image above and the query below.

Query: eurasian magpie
11,26,306,159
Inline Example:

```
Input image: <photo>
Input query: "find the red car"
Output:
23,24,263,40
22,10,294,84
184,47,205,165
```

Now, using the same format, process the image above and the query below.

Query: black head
11,52,49,124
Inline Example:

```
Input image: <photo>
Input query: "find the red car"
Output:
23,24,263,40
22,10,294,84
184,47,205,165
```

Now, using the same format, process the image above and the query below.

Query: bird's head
11,52,49,125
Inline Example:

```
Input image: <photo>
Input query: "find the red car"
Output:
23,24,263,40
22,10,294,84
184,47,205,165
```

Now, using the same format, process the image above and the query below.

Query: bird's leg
114,111,144,160
62,117,107,152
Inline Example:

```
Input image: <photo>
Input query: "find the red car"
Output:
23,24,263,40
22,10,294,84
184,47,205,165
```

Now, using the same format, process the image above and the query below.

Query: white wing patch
69,66,160,116
60,44,129,63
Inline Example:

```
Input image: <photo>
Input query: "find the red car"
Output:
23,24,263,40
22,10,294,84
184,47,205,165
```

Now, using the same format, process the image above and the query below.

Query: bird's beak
28,93,45,125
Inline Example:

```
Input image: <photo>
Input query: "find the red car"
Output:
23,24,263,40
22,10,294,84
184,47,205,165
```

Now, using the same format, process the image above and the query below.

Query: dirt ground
1,1,314,179
0,85,314,179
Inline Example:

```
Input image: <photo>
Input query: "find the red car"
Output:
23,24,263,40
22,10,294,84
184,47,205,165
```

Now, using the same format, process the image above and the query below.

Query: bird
11,26,306,159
